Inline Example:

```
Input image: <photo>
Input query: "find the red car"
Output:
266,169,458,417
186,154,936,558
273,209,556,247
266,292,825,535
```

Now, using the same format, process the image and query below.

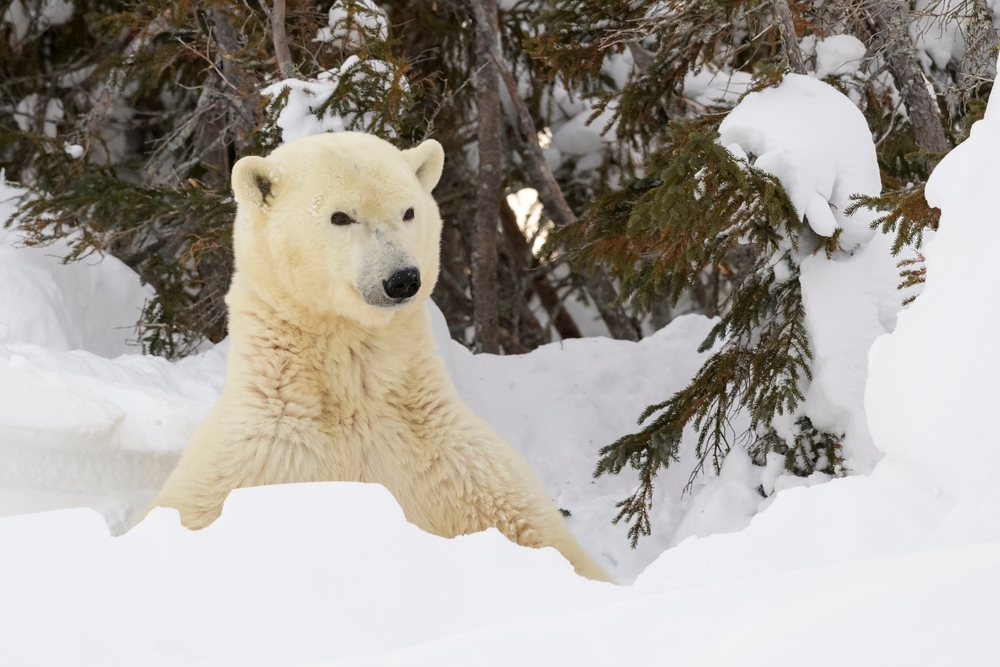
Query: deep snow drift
2,78,1000,663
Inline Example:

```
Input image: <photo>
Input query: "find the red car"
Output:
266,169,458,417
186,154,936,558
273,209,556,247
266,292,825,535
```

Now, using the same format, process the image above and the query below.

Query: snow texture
868,86,1000,539
0,175,152,357
719,74,880,245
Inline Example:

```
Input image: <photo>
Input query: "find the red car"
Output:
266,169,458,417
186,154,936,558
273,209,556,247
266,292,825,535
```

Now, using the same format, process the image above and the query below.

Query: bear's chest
271,385,426,483
235,341,430,483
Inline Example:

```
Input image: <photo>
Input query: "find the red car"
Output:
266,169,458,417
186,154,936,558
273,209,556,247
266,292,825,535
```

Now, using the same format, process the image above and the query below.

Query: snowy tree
533,0,997,544
1,0,645,357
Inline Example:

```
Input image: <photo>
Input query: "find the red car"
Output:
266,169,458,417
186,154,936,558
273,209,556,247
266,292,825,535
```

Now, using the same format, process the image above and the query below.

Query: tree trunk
493,51,640,341
772,0,807,75
271,0,296,79
860,2,950,154
471,0,502,353
959,0,1000,102
206,7,261,152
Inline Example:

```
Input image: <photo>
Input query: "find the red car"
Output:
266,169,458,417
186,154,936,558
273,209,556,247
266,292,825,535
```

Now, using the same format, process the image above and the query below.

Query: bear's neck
222,273,437,408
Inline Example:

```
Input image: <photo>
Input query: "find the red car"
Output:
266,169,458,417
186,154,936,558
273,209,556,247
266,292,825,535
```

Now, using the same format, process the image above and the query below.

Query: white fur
145,132,612,582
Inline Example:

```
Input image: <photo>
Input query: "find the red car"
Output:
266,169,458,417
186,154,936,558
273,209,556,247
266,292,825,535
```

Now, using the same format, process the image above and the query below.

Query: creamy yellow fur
145,132,612,582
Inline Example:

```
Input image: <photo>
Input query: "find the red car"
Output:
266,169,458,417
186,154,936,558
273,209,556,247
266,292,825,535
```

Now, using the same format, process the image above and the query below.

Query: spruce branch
580,122,846,544
846,185,939,256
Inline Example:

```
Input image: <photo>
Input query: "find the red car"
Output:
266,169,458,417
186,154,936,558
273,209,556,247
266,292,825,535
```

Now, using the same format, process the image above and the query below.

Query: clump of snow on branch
314,0,387,49
720,74,880,243
262,3,403,144
719,74,911,474
2,0,73,43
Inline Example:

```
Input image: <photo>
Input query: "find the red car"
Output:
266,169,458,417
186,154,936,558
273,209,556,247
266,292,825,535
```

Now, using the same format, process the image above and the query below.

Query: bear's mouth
357,285,414,309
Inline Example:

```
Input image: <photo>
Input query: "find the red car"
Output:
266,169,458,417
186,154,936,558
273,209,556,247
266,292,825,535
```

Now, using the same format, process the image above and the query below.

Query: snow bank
867,86,1000,538
0,175,152,357
1,481,998,666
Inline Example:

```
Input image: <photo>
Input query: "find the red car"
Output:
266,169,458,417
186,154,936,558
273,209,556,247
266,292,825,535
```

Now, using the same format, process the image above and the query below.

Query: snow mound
867,86,1000,537
1,481,998,666
0,175,152,357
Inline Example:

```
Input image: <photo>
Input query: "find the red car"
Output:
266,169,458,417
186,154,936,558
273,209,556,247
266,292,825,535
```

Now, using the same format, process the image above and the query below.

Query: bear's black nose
383,268,421,300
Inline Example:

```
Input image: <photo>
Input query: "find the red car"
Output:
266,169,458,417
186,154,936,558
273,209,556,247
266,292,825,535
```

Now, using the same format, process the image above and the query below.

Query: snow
683,68,752,107
912,0,965,71
1,73,1000,665
2,0,73,43
867,85,1000,538
551,105,617,157
814,34,867,80
0,174,152,357
262,56,400,143
316,0,388,49
63,142,85,159
2,480,998,665
720,74,911,471
719,74,881,246
262,63,352,144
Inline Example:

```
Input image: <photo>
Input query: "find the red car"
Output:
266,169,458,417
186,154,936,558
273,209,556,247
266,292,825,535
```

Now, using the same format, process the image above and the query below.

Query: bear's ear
231,155,275,208
401,140,445,193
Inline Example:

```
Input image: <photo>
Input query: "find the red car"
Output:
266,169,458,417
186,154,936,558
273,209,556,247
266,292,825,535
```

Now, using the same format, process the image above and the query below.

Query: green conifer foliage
535,0,853,546
2,0,415,357
563,120,843,546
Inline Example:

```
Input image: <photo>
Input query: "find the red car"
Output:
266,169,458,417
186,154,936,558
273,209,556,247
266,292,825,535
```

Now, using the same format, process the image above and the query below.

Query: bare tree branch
492,50,640,341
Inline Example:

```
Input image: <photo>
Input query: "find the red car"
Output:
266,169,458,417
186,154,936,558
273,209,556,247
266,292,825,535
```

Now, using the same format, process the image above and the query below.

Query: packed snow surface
2,83,1000,663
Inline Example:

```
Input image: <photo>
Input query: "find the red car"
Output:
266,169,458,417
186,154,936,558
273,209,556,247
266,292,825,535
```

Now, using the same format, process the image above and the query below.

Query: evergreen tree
534,0,993,545
2,0,643,357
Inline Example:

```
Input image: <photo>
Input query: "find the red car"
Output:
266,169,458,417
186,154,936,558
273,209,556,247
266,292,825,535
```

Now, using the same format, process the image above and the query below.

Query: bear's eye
331,212,355,226
403,207,415,221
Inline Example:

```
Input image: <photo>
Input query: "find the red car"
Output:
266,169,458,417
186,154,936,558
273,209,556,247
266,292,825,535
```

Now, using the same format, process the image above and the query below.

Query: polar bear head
230,132,445,329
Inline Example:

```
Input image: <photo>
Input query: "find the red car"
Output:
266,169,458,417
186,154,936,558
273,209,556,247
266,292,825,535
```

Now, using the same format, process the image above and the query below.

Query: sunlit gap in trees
505,187,547,255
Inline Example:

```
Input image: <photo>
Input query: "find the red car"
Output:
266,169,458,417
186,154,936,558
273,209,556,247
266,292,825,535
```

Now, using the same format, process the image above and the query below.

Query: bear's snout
383,268,421,300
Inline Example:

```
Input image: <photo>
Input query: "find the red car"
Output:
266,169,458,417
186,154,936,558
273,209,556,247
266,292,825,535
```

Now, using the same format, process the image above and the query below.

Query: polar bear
145,132,612,582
